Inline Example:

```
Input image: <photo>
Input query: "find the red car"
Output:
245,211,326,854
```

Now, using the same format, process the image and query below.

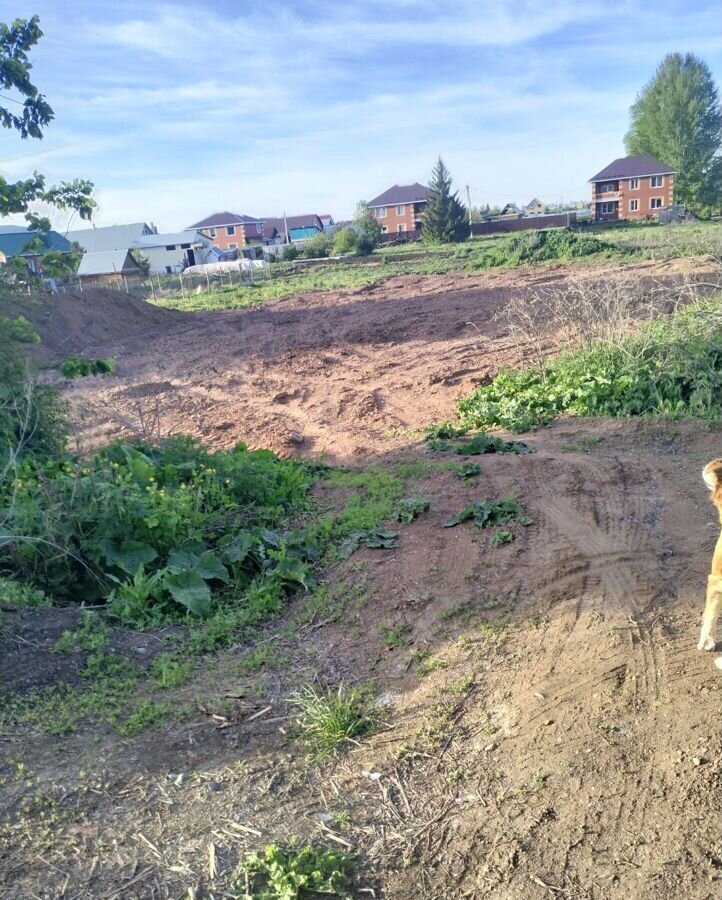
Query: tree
130,249,151,279
625,53,722,213
332,227,358,256
0,16,95,226
302,231,331,258
353,200,382,250
421,157,468,244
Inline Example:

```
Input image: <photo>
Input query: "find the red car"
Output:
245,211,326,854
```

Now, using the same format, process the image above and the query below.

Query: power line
0,92,26,107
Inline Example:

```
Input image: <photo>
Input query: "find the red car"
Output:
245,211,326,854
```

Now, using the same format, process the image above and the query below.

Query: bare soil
1,259,721,899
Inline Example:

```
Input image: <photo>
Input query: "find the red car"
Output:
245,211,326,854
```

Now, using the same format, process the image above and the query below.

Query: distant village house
367,183,430,234
187,212,266,251
589,155,675,222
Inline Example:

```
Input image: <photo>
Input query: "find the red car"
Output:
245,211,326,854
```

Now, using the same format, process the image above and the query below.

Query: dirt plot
61,256,711,460
2,260,722,899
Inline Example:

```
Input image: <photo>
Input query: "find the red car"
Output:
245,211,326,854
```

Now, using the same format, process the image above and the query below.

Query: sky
2,0,722,231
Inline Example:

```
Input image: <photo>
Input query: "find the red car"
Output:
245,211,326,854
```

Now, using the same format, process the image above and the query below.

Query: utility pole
466,185,473,239
283,210,289,244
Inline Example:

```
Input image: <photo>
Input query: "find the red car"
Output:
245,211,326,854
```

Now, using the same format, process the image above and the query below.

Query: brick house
589,155,675,222
367,183,430,234
186,212,266,251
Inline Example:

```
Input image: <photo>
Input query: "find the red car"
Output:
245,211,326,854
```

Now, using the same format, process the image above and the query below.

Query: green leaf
195,551,230,583
99,539,157,575
273,556,313,591
164,570,212,617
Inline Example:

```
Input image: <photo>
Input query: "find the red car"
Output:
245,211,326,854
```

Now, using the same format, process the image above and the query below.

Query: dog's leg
698,575,722,651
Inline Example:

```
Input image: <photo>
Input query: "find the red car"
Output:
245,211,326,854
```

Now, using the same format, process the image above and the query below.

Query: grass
148,221,722,314
291,684,376,760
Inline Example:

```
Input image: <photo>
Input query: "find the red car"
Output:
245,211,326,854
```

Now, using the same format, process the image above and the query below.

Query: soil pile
0,288,184,357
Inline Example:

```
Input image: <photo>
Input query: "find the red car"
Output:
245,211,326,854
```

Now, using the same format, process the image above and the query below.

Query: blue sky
3,1,721,230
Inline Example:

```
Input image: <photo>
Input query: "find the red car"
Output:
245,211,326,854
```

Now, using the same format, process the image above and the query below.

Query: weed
454,462,482,480
394,496,430,523
235,839,355,899
531,771,548,790
413,651,447,676
151,654,194,688
449,675,474,695
292,684,376,760
59,357,116,379
491,529,515,547
379,621,411,649
338,528,398,558
0,577,51,607
455,433,532,456
443,497,533,529
53,611,110,654
459,297,722,432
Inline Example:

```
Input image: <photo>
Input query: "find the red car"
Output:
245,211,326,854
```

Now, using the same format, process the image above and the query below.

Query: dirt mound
1,288,184,357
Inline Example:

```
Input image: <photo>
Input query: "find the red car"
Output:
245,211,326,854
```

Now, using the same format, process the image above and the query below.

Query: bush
60,356,116,379
459,297,722,432
465,229,618,271
302,232,331,259
0,315,67,461
0,437,317,623
282,243,299,261
332,227,358,256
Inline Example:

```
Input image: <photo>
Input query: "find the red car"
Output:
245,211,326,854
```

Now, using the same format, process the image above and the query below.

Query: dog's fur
698,459,722,669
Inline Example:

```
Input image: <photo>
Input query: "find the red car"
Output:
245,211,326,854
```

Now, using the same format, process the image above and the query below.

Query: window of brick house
397,224,406,232
226,226,235,235
650,197,663,209
629,199,639,212
396,205,405,215
599,202,616,214
650,176,664,188
209,228,216,237
629,178,639,190
376,207,387,218
228,242,238,249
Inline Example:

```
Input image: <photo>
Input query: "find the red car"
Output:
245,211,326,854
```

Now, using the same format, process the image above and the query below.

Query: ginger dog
698,459,722,669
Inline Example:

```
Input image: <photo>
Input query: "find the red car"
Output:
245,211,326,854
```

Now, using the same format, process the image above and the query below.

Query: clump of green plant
455,432,532,455
53,610,110,653
151,654,194,688
459,298,722,432
292,684,376,760
379,621,411,648
235,839,355,899
465,229,619,271
455,462,482,480
394,496,430,523
424,421,469,441
1,437,316,625
338,528,398,559
59,356,116,378
0,576,51,607
490,529,515,547
443,497,533,529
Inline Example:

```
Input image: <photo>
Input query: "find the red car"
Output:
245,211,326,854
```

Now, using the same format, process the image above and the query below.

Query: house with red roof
589,155,675,222
367,183,430,234
186,212,266,250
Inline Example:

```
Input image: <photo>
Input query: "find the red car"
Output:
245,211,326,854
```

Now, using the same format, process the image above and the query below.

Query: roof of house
525,197,544,208
0,224,28,234
132,231,210,249
367,183,430,208
66,223,154,253
289,226,322,240
589,155,676,182
188,212,264,229
262,215,323,238
76,249,141,277
0,229,73,257
500,203,522,214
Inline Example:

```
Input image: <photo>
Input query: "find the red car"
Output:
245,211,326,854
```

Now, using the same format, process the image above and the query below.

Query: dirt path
2,260,721,898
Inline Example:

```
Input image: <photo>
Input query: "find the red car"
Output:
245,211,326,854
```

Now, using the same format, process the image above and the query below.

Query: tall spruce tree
625,53,721,213
422,157,468,243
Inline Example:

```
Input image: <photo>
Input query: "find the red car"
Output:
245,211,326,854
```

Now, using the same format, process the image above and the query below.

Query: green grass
459,296,722,432
291,684,376,760
148,221,722,314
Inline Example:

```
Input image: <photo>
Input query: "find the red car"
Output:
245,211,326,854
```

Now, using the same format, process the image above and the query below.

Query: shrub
0,437,317,623
0,315,67,461
282,244,299,261
302,232,331,259
465,229,618,271
459,297,722,431
236,839,355,899
59,356,116,378
332,227,358,256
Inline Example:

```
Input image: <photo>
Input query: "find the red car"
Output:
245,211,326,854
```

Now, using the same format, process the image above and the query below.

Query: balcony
593,192,621,202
